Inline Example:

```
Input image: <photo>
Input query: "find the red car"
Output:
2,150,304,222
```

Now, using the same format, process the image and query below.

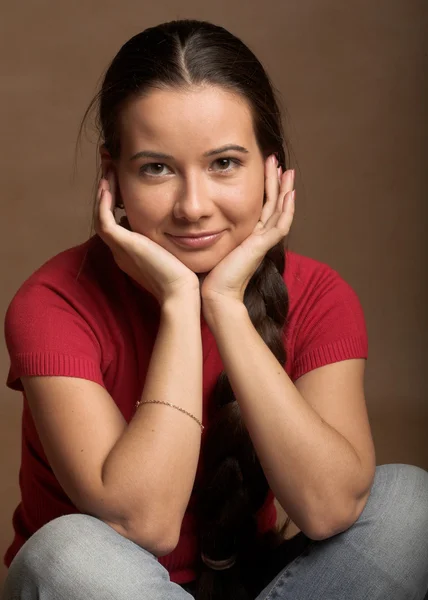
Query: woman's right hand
94,172,201,306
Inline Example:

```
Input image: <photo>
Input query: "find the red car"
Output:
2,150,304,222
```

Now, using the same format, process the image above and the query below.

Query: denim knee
359,464,428,533
2,514,166,599
4,515,86,587
355,462,428,587
252,465,428,600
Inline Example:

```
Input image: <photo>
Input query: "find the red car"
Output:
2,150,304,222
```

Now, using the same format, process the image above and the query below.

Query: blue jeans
2,463,428,599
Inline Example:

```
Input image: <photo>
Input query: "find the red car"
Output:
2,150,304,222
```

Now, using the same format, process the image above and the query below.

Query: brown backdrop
1,0,427,586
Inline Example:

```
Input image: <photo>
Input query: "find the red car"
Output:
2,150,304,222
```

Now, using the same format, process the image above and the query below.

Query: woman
2,19,428,600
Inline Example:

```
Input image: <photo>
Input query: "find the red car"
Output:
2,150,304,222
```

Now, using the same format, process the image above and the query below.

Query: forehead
118,85,256,154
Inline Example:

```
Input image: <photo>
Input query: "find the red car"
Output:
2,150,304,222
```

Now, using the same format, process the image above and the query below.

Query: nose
172,172,214,222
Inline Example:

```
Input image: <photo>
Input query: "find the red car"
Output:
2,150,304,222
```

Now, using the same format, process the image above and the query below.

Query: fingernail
277,166,282,179
270,154,277,165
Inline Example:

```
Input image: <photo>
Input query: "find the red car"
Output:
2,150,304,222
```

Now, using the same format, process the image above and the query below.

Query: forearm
205,299,367,540
102,295,202,544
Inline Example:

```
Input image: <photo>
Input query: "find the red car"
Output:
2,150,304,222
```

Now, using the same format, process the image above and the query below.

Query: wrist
202,296,247,327
162,292,201,318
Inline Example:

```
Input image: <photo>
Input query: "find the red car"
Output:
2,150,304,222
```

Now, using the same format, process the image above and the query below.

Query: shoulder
8,236,96,296
4,236,118,355
283,249,368,380
284,249,364,315
285,248,349,293
4,236,119,391
6,235,118,314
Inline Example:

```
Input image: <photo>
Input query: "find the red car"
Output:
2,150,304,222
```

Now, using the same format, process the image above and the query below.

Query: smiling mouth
167,231,225,249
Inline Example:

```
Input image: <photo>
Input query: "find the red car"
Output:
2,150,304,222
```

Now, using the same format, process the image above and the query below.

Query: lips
168,231,225,249
171,231,223,238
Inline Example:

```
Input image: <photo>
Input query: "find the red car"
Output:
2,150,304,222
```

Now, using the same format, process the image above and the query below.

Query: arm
22,294,202,556
101,294,203,549
203,298,376,541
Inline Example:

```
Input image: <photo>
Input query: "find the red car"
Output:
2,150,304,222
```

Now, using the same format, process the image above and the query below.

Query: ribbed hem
7,352,105,390
293,336,367,381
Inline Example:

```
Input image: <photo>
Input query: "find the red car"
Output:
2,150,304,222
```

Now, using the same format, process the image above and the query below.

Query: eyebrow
129,144,250,161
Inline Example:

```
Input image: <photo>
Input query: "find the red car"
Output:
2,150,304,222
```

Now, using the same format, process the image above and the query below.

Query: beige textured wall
1,0,427,586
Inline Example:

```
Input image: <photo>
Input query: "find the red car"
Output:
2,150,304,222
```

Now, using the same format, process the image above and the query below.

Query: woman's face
109,85,266,275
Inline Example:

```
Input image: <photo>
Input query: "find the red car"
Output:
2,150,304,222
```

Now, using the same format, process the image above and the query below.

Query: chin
168,246,225,274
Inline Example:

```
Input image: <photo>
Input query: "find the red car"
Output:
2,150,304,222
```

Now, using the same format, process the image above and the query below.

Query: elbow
301,507,358,542
147,535,179,557
303,519,351,541
136,529,179,557
301,488,371,542
301,504,358,542
104,518,180,557
152,527,181,557
128,520,180,556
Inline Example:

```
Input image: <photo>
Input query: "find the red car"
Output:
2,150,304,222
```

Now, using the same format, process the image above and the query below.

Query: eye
211,157,242,173
139,163,170,177
138,157,243,178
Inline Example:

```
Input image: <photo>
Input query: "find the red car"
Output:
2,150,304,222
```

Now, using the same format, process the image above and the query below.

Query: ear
99,143,115,178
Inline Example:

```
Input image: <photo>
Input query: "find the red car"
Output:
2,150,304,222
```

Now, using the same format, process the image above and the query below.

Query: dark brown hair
80,19,292,599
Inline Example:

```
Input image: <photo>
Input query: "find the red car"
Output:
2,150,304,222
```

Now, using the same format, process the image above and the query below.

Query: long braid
194,240,289,600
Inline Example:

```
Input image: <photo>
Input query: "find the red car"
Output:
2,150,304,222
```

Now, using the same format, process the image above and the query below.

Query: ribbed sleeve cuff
292,336,368,382
7,352,105,390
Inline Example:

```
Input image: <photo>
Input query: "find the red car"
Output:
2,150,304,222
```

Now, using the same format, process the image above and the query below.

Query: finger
96,185,117,236
260,155,280,225
283,169,295,197
262,189,295,233
263,167,295,225
107,169,117,207
95,177,125,240
276,190,295,232
93,179,106,234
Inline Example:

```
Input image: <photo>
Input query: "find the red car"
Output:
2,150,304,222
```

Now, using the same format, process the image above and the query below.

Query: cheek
119,177,165,226
126,202,165,238
119,170,265,231
228,179,264,223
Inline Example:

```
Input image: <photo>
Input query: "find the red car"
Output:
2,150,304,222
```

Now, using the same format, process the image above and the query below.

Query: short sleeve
291,266,368,382
4,281,106,392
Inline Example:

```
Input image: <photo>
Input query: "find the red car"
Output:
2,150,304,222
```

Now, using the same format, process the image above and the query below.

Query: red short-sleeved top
3,235,368,584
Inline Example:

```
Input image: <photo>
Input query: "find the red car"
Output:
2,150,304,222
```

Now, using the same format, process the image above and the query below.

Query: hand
94,171,200,306
200,154,295,307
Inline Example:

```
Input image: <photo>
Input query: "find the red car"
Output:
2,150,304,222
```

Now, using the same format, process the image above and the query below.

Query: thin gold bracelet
135,399,204,431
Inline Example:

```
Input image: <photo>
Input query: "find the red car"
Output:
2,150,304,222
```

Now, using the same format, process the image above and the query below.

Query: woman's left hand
200,154,295,308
